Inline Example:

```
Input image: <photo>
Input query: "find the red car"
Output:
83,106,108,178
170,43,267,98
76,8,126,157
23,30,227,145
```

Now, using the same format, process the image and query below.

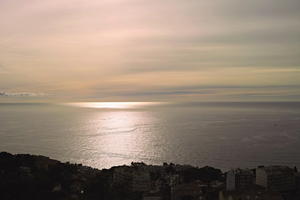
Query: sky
0,0,300,102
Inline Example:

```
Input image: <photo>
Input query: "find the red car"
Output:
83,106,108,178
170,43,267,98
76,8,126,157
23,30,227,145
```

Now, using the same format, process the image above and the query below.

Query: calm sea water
0,102,300,170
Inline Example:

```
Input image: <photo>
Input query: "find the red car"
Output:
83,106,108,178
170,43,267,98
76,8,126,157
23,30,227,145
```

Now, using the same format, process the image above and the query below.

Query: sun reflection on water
81,110,158,168
62,101,166,168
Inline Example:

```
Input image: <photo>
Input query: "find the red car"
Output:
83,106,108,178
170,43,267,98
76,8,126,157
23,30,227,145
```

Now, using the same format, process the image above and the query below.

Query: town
0,152,299,200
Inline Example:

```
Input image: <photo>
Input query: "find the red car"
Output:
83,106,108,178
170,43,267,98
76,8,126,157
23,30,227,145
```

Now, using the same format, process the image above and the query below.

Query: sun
65,102,163,109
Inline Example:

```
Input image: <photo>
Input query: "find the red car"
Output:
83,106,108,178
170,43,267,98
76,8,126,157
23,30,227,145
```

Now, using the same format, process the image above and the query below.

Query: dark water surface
1,102,300,170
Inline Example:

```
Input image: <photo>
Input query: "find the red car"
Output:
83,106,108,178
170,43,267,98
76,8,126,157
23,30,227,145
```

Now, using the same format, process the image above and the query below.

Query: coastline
1,152,300,200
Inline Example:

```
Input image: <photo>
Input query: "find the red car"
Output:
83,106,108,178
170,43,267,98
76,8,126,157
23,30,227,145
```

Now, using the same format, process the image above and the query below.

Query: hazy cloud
0,0,299,101
0,91,47,97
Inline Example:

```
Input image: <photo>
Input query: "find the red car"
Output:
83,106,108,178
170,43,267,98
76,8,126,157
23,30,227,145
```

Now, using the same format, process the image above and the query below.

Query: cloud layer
0,0,299,101
0,91,47,97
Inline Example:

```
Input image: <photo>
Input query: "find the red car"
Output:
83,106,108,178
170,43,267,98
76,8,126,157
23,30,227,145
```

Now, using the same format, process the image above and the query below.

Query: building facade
256,166,296,192
226,169,254,191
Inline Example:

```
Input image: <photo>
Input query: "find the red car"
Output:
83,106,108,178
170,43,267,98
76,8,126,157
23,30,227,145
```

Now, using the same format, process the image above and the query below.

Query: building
219,188,284,200
143,196,162,200
112,166,133,186
226,169,254,191
169,174,181,187
143,192,163,200
256,166,296,192
132,169,151,192
112,166,151,192
171,180,205,200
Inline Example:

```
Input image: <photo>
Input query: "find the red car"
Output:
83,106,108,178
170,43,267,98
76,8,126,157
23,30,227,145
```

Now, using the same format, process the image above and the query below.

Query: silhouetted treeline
0,152,223,200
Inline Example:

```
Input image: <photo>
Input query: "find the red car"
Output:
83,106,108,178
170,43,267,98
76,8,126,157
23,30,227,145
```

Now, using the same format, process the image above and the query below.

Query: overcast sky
0,0,300,102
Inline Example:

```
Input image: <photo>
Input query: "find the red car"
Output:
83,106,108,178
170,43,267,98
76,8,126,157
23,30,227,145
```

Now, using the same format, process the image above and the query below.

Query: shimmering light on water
1,102,300,170
83,111,155,167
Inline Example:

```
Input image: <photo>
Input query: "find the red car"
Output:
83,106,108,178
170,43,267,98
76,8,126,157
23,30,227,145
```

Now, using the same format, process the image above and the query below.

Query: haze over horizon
1,0,300,102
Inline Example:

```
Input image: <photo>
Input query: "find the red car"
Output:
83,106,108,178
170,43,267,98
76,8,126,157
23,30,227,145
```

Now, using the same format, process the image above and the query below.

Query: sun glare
66,102,164,109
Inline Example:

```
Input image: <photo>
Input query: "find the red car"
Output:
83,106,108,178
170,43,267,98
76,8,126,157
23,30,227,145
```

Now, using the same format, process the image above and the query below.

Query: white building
256,166,296,192
226,169,254,191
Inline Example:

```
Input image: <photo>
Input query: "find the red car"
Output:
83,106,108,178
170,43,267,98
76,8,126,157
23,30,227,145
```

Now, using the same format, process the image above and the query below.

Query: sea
0,102,300,170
